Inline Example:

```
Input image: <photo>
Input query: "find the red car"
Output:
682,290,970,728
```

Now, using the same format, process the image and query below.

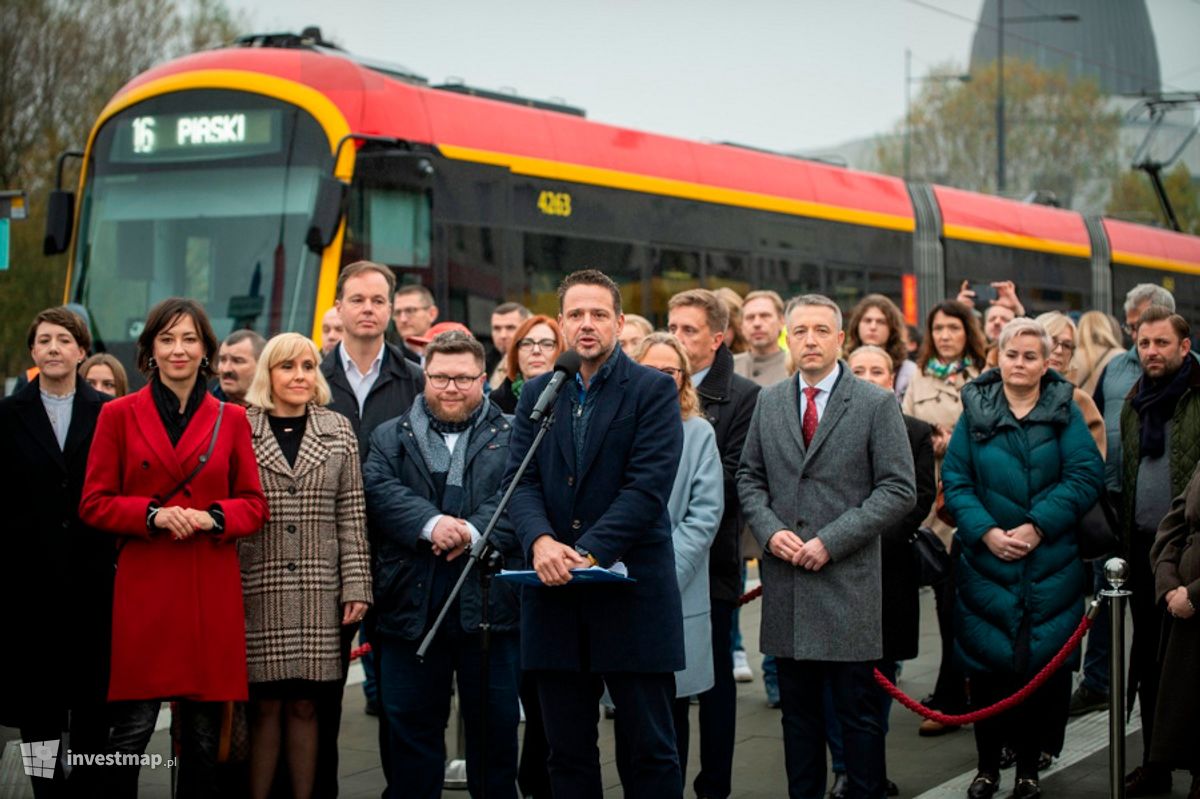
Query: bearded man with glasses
363,329,523,799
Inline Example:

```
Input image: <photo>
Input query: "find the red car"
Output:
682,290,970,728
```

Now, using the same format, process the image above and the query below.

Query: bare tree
0,0,248,380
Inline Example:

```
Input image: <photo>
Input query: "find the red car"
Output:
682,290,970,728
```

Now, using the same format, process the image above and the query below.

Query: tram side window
828,266,867,309
704,253,752,297
756,254,823,298
651,249,701,326
445,224,504,336
344,185,431,268
518,233,649,318
753,216,912,313
943,240,1088,313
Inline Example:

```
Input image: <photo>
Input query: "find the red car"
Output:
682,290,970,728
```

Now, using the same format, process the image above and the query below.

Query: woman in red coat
80,298,268,797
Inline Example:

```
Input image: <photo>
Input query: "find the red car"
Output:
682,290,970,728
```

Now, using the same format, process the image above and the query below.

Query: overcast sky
229,0,1200,153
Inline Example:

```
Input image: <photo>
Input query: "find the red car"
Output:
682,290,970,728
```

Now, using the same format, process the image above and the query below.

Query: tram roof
113,46,1200,272
1104,218,1200,275
933,185,1092,259
116,47,916,232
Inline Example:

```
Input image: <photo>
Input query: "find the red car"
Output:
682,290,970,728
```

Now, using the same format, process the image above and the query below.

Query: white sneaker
443,759,467,788
732,650,753,682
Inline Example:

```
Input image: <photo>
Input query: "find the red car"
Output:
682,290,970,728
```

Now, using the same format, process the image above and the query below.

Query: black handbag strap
160,401,226,504
116,402,226,569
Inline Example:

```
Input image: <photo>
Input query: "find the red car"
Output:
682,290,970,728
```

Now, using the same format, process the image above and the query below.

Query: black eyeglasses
1051,338,1076,353
426,373,483,390
517,338,558,352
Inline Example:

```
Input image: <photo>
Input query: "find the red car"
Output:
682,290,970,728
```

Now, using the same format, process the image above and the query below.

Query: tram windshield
71,90,332,373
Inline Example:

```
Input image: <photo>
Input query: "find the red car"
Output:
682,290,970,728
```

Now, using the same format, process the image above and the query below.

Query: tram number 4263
537,190,572,217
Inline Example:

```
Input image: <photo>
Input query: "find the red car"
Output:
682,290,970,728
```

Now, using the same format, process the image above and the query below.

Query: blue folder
497,566,636,586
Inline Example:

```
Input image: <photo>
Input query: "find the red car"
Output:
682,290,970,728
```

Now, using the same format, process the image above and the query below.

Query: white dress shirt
420,429,481,545
339,341,385,415
797,363,841,425
40,390,74,450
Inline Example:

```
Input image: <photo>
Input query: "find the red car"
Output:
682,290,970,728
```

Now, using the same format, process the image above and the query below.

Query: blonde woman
242,333,372,799
714,287,748,354
1074,311,1124,396
619,313,654,355
1034,313,1106,457
632,332,723,781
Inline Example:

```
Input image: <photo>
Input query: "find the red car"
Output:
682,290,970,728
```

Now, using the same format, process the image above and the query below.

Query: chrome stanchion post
1100,557,1132,799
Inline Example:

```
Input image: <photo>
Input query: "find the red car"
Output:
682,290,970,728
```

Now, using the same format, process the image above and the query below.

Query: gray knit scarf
408,395,484,511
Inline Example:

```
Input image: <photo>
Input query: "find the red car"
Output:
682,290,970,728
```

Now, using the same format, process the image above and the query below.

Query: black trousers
376,629,520,799
518,671,552,799
694,598,737,799
1128,530,1164,768
776,659,885,799
17,705,68,799
537,670,681,799
972,667,1072,779
103,699,224,799
931,556,968,713
66,701,113,797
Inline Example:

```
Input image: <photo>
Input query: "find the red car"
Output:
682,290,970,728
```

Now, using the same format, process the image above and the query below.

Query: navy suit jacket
506,347,685,673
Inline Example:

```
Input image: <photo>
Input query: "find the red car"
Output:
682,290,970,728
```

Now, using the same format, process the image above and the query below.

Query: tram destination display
109,108,281,162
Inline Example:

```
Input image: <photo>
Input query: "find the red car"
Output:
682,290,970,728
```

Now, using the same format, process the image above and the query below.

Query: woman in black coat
848,346,937,795
0,307,111,796
1149,462,1200,795
489,315,563,415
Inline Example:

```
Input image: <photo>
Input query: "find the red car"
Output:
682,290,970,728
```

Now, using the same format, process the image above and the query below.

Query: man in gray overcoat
737,294,916,799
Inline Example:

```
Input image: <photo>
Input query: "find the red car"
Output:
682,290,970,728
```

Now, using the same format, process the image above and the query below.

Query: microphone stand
417,406,558,799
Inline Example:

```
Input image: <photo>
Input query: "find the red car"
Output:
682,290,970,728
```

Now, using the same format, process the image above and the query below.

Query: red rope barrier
739,584,763,606
353,580,1086,724
736,579,1100,725
873,612,1094,725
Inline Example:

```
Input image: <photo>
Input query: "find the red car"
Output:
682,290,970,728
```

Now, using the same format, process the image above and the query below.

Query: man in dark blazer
507,269,685,799
317,260,424,796
0,306,111,796
738,295,915,799
321,262,425,462
668,288,760,799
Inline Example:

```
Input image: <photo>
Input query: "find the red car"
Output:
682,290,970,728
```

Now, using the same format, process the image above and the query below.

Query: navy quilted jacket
943,369,1104,677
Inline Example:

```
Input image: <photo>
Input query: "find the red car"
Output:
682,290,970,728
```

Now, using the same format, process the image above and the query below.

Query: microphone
529,351,583,422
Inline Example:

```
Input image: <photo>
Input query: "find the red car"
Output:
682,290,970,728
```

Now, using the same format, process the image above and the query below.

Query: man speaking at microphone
506,269,686,799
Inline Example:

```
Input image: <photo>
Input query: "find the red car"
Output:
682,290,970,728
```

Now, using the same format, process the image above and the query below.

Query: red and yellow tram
50,33,1200,368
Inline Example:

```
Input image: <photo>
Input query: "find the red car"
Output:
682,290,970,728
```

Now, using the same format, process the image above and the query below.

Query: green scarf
924,356,972,382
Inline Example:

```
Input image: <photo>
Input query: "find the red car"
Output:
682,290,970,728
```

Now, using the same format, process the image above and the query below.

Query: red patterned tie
802,387,820,448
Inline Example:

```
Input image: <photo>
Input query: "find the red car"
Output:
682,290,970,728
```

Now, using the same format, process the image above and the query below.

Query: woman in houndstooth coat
240,333,372,799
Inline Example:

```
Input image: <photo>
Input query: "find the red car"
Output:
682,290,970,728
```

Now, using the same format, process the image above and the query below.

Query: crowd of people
1,266,1198,799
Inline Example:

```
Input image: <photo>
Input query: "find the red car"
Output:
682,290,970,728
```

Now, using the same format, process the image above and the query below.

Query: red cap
406,321,472,347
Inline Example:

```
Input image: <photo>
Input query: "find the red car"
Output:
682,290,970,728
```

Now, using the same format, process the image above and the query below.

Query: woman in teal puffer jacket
943,318,1104,799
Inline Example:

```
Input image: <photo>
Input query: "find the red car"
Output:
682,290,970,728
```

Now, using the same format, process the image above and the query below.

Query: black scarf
151,373,209,446
1131,355,1194,459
